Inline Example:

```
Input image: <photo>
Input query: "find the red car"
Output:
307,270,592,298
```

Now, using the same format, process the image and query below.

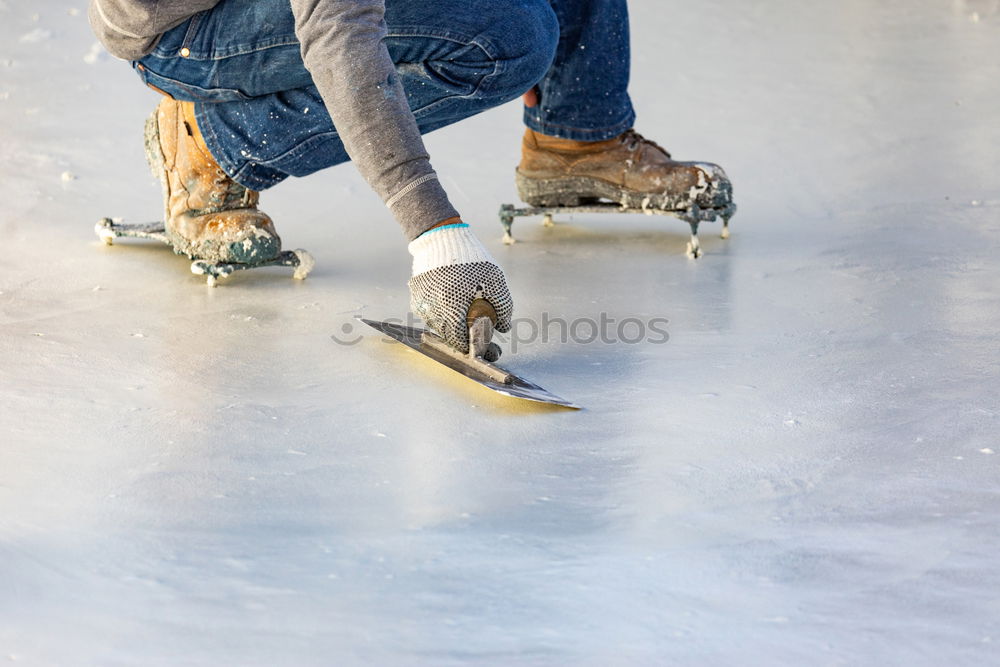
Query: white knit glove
408,223,513,353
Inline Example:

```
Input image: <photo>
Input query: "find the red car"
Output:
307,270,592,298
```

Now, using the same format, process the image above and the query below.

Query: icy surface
2,1,999,664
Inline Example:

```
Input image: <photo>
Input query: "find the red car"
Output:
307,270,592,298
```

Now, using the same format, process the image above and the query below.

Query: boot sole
515,170,732,212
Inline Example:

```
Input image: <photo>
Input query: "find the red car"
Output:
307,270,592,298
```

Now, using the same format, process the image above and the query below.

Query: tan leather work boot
144,98,281,264
515,128,733,213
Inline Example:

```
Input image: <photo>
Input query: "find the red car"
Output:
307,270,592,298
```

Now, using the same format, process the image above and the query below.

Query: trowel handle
466,298,501,362
466,298,498,328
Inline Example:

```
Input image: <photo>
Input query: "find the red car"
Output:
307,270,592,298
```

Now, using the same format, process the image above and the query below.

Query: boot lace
619,129,671,158
210,168,257,210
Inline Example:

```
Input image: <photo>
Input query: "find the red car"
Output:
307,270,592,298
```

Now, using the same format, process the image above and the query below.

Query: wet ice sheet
1,1,999,664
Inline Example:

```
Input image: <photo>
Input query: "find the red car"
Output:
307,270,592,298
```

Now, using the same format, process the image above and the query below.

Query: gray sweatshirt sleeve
290,0,460,239
88,0,222,59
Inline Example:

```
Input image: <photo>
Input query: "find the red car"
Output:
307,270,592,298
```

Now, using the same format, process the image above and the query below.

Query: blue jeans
134,0,635,191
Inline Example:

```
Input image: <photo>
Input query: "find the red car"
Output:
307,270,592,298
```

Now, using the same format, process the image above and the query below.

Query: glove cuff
408,224,495,276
